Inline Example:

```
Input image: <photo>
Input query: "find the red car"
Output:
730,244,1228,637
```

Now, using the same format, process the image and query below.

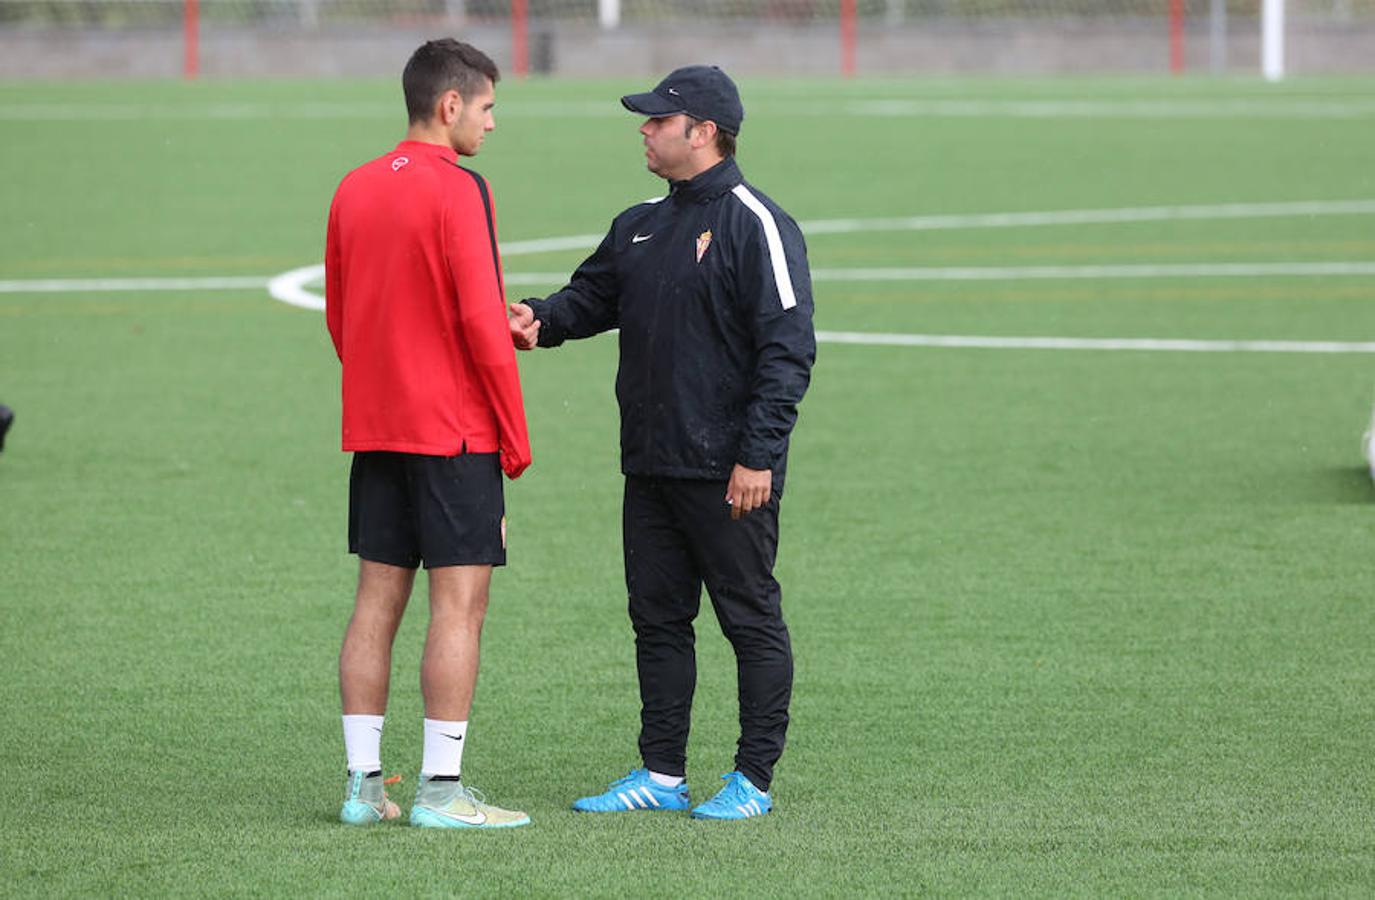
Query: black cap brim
621,91,686,118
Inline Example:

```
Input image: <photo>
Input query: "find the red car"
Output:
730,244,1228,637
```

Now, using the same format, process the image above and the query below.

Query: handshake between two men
502,300,774,521
507,302,540,351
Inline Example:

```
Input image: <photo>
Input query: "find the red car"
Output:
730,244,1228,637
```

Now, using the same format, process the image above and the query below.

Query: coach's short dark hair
685,116,736,158
403,39,500,124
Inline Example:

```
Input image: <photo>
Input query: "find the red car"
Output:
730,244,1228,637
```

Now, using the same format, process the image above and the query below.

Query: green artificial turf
1,75,1373,896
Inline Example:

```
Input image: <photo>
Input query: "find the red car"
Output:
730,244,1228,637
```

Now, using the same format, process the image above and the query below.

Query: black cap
620,65,744,136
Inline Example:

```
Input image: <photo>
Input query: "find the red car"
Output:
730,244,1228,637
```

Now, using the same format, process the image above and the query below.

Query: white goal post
1263,0,1286,80
598,0,619,30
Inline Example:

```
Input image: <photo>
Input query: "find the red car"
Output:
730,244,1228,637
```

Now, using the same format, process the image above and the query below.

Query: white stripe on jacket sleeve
730,184,798,311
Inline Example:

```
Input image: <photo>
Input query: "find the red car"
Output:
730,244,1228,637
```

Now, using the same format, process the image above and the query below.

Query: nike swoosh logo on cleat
422,806,487,826
448,810,486,825
631,233,653,243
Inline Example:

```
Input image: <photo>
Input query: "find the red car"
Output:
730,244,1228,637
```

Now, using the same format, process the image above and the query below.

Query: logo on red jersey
391,156,410,172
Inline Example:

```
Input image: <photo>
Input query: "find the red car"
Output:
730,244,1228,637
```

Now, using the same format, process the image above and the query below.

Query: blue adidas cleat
572,768,691,813
690,771,773,820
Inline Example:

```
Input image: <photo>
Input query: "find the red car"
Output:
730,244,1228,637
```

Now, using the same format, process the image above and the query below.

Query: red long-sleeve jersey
325,140,530,479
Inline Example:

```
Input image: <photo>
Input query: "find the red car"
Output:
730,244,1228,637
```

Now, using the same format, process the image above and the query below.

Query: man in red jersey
325,39,532,830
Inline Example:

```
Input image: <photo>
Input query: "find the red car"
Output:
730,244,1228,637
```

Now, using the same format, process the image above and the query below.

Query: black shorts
348,451,506,569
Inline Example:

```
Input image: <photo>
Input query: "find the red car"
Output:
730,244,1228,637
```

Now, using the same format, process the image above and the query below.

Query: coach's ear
689,119,718,152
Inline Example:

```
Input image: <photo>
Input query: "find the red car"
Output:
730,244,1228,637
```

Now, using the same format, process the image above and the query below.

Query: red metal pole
183,0,199,80
840,0,856,77
512,0,529,78
1169,0,1184,74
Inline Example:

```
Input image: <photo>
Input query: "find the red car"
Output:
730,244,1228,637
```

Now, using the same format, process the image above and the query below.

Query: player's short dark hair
685,116,736,158
403,39,500,125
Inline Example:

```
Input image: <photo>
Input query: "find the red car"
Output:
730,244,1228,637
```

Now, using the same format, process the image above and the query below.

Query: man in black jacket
509,65,815,821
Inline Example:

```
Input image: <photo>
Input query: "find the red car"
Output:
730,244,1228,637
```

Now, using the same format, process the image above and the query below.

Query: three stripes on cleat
618,787,663,809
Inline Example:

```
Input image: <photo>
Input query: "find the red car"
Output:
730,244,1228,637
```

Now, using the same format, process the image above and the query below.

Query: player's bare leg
409,564,529,828
420,564,492,721
340,559,415,714
338,559,413,825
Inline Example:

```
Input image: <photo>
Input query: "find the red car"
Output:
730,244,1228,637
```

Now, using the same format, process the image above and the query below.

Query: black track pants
623,475,793,792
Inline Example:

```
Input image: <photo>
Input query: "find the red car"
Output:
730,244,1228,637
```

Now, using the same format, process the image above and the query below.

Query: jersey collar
669,157,742,203
394,140,460,164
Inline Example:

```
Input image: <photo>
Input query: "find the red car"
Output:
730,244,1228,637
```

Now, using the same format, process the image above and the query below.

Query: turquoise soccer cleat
689,771,773,820
339,770,401,826
571,768,691,813
409,777,531,829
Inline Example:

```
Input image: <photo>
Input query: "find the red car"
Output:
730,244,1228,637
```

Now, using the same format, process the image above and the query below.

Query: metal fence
1,0,1371,76
10,0,1373,28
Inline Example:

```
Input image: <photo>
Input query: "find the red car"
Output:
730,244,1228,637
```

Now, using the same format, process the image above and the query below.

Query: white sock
342,714,384,773
648,770,684,788
422,718,468,778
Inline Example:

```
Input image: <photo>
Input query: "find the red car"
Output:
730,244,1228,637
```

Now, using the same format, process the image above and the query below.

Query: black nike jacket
522,156,815,492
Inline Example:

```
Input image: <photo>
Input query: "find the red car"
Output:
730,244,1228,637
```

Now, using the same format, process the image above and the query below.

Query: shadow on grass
1308,466,1375,504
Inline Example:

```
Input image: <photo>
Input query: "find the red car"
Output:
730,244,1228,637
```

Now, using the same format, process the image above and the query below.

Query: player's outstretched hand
508,302,540,350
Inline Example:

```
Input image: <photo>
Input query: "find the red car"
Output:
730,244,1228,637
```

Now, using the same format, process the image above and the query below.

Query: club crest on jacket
696,230,712,263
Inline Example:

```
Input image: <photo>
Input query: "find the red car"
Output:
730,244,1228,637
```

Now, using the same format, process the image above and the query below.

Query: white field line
3,199,1368,295
0,101,621,122
809,262,1375,280
511,261,1375,284
2,98,1373,122
12,264,1375,355
816,331,1375,354
846,98,1375,119
799,199,1375,236
0,275,268,293
267,267,324,310
9,260,1371,298
503,234,606,255
7,201,1375,354
502,200,1375,257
